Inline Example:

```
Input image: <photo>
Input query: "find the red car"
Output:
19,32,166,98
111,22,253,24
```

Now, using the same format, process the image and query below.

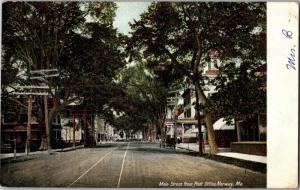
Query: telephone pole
25,95,32,156
30,69,58,153
44,96,50,153
13,87,48,156
13,69,58,155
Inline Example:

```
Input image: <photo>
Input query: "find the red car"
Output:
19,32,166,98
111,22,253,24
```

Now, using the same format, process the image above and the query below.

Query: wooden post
174,116,178,146
73,113,75,148
13,139,16,160
258,114,261,141
91,113,96,146
44,96,51,154
26,95,32,156
83,112,87,146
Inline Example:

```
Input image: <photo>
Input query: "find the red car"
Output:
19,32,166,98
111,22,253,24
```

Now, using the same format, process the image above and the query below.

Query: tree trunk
194,89,203,156
205,114,218,154
197,122,203,156
46,100,61,149
194,82,218,155
154,124,157,142
39,96,56,151
39,97,78,150
235,118,241,142
160,124,166,148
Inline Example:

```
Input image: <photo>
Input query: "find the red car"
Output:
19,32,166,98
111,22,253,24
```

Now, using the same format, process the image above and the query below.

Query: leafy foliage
1,2,126,145
128,2,266,153
128,2,265,80
206,62,266,123
2,1,125,111
112,63,168,132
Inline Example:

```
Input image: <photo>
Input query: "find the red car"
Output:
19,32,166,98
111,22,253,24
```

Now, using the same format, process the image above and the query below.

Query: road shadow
125,145,200,157
89,143,130,149
87,142,199,157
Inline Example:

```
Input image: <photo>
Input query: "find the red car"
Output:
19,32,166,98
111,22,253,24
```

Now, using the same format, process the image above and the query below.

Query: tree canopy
1,2,266,152
112,63,168,135
128,2,266,154
1,2,126,144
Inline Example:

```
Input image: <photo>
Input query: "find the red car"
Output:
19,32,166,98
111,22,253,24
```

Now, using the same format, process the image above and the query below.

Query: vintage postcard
0,1,298,189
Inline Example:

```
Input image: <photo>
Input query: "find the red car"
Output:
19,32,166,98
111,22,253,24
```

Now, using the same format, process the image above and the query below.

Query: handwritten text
282,29,296,70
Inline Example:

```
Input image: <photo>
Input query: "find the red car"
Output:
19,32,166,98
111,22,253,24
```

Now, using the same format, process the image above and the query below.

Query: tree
2,2,125,148
206,62,266,141
128,2,266,155
110,62,176,144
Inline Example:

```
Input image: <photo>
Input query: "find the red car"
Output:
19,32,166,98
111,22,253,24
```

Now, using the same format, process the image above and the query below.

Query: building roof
205,69,219,76
213,118,235,130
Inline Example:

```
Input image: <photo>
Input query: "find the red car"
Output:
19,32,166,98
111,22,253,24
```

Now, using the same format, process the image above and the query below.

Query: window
184,108,191,118
183,90,191,106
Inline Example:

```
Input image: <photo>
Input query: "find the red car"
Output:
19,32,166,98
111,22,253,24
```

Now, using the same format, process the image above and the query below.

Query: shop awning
213,118,235,130
2,125,40,132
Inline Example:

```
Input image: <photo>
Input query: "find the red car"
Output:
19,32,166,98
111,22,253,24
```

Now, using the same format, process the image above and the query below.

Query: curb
176,146,266,173
208,154,266,173
1,146,85,164
176,146,198,152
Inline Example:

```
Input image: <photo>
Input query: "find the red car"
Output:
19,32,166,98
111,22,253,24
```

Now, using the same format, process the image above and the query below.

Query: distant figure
59,137,64,151
177,136,182,144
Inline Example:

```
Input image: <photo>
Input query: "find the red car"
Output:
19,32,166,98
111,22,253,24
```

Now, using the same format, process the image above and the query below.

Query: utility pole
73,113,76,148
44,96,50,153
173,111,178,146
91,113,96,146
83,111,87,147
173,92,180,147
30,69,58,153
13,69,58,155
25,95,32,156
14,88,46,156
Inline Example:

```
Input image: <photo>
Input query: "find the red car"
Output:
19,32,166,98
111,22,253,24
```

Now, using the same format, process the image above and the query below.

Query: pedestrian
59,137,64,151
159,138,162,148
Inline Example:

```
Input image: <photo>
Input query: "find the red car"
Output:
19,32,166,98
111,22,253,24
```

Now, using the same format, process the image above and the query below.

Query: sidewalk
0,145,84,161
176,143,231,154
176,143,266,164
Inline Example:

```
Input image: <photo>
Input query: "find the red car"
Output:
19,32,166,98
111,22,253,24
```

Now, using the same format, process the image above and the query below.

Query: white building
165,51,227,143
93,115,115,142
61,117,83,143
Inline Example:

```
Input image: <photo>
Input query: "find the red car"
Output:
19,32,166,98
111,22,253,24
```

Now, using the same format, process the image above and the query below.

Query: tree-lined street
1,2,267,188
0,142,266,188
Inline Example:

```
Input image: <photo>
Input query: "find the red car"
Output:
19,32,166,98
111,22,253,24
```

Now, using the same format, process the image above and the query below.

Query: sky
113,2,151,35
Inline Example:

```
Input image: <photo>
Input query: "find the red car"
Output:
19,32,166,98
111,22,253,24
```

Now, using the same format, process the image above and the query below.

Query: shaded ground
0,142,266,188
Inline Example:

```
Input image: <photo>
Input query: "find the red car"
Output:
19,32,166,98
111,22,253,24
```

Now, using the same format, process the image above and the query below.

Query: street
0,142,266,188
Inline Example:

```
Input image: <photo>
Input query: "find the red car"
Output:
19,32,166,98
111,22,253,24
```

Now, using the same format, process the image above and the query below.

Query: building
164,51,238,147
93,115,114,142
1,118,41,151
61,117,83,144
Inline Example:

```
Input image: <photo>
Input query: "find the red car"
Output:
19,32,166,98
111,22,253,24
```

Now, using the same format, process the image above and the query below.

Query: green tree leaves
1,2,126,142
